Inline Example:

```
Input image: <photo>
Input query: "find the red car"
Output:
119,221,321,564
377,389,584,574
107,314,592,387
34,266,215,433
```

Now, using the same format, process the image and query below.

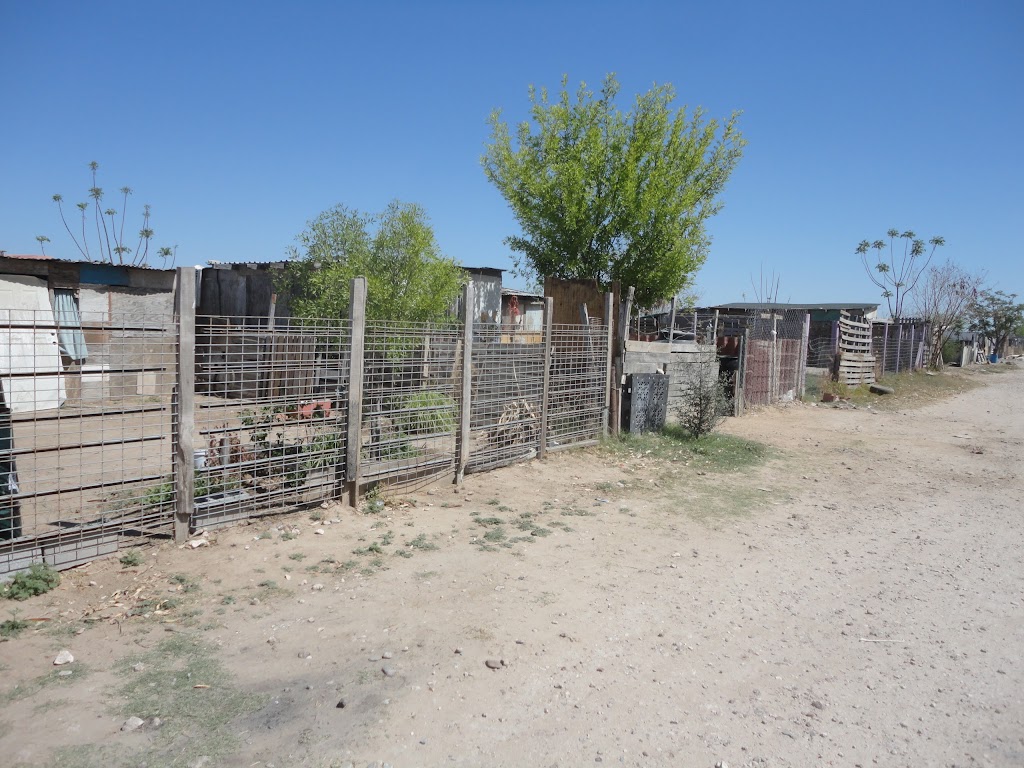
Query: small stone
88,580,97,587
150,717,162,728
267,637,277,645
485,659,502,670
312,583,325,591
314,528,325,535
121,716,145,732
811,700,824,710
250,597,261,605
454,647,463,655
297,651,311,659
188,758,212,768
382,666,396,677
132,663,145,672
715,762,729,768
58,670,73,677
382,651,393,659
53,650,74,666
336,698,347,709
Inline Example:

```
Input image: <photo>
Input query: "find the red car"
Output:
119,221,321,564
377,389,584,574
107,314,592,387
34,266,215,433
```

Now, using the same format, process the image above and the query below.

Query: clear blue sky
2,0,1021,309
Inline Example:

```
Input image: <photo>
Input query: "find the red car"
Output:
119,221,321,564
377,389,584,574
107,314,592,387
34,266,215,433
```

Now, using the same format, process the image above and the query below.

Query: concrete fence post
603,292,614,438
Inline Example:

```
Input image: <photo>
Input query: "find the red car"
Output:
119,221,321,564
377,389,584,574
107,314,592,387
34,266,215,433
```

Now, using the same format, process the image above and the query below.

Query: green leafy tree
855,229,945,319
282,201,465,322
46,161,171,266
968,289,1024,356
482,74,745,307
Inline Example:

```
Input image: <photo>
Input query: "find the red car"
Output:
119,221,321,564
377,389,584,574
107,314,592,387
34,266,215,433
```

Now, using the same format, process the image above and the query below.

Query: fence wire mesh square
193,315,353,529
1,309,177,572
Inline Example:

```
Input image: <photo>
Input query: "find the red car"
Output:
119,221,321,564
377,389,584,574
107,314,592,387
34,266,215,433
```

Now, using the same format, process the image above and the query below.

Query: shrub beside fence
1,274,613,575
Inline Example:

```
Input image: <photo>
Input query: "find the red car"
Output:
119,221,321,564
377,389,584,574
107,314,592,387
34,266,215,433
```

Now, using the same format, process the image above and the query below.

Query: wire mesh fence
871,320,929,374
468,334,545,471
1,276,616,575
739,309,808,409
192,315,352,529
1,309,177,572
547,324,609,449
362,321,462,485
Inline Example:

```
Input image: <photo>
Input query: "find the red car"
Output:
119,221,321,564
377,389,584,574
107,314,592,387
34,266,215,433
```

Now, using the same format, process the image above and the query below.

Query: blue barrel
989,353,999,364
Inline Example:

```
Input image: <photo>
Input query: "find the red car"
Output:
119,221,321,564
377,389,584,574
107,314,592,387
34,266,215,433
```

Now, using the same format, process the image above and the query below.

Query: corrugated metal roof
712,302,879,311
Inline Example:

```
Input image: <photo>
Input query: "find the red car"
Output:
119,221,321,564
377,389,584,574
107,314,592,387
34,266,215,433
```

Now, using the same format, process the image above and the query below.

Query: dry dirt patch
1,365,1022,767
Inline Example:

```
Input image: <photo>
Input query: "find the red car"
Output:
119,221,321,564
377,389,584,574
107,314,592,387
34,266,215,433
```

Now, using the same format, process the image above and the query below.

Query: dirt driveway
2,365,1022,768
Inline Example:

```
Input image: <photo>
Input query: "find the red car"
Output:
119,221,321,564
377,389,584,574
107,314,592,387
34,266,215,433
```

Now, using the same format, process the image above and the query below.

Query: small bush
1,611,29,639
676,352,727,438
1,563,60,601
119,549,143,567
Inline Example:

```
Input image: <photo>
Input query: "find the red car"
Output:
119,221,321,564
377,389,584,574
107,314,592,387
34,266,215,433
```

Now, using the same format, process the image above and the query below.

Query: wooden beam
603,292,614,438
172,267,196,543
539,297,553,458
345,277,366,507
455,282,475,484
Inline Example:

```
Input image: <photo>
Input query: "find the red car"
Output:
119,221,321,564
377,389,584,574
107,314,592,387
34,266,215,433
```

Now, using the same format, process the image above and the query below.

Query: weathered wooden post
539,297,554,458
667,297,676,342
455,282,475,484
603,292,614,438
172,267,196,542
344,277,366,508
798,311,811,400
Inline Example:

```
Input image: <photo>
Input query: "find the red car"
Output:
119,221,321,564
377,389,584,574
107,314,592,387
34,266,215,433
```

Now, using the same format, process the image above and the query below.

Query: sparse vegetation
1,563,60,601
1,611,29,639
119,549,143,567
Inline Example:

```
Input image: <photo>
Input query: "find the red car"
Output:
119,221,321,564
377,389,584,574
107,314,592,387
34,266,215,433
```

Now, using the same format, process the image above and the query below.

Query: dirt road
2,365,1022,768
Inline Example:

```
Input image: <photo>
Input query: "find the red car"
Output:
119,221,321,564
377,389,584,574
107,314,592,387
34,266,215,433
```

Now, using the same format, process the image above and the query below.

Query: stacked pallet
836,311,876,386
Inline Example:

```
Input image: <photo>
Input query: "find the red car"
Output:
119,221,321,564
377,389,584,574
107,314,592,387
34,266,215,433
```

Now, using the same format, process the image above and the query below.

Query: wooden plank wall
836,311,876,386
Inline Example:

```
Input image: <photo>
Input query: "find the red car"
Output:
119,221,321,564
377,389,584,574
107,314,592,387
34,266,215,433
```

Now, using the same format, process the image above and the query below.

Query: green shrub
395,391,456,435
2,563,60,601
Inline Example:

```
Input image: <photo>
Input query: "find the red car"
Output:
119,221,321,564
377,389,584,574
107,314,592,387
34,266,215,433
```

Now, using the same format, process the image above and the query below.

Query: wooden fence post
612,286,634,436
734,328,749,416
798,311,811,400
882,322,890,374
909,323,917,370
345,277,366,508
455,282,475,484
603,292,614,438
539,297,554,458
172,267,196,543
896,323,903,373
667,297,676,341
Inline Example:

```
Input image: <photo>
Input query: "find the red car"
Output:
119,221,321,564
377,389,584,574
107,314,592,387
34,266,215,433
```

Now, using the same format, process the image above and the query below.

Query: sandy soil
1,365,1021,768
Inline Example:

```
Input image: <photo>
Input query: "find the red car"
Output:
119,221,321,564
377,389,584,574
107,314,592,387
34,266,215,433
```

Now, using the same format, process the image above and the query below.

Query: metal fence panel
361,321,462,485
468,337,545,470
1,310,177,573
193,315,352,529
547,324,609,448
